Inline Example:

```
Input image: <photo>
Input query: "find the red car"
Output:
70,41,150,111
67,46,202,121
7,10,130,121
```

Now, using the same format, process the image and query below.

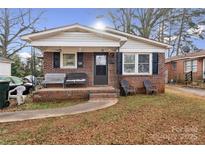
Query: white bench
42,73,66,88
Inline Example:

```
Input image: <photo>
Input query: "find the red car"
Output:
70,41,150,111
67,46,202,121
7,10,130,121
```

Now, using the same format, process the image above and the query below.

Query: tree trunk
176,9,186,55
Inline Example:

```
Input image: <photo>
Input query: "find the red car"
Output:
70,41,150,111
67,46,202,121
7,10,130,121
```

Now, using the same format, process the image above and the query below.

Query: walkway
0,98,118,123
166,85,205,97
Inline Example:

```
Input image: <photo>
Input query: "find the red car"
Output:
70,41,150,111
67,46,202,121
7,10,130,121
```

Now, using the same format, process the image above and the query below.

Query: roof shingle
165,50,205,63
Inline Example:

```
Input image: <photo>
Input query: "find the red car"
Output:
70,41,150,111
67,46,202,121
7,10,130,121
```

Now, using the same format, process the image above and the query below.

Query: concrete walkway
167,85,205,97
0,98,118,123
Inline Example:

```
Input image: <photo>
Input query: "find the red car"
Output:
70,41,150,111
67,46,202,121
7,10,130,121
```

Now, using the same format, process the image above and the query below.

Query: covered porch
42,47,120,88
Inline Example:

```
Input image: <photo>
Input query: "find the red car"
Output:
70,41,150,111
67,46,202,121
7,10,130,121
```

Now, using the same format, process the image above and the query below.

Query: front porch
43,48,119,88
33,86,119,102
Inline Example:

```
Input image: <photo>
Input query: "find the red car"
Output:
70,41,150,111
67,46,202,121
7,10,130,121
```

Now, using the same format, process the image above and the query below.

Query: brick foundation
33,87,117,102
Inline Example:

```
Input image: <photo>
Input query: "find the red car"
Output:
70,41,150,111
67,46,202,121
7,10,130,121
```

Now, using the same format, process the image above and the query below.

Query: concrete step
89,92,118,99
90,89,119,94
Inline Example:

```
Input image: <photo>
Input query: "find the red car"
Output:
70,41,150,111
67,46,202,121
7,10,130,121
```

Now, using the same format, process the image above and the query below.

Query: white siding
120,38,166,53
0,62,11,76
31,32,120,47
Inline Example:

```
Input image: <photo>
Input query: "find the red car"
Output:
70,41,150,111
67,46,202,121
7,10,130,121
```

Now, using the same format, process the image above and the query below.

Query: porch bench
42,73,66,88
65,73,87,87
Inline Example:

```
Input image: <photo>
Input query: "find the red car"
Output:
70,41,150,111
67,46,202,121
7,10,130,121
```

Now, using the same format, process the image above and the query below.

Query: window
123,54,135,73
61,52,77,68
171,62,176,70
192,60,197,72
184,60,197,73
96,55,106,65
123,53,152,75
138,54,150,73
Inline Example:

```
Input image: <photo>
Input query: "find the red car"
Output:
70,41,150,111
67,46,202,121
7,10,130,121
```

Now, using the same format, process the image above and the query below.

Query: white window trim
60,52,77,69
122,53,136,75
122,53,152,75
184,60,197,73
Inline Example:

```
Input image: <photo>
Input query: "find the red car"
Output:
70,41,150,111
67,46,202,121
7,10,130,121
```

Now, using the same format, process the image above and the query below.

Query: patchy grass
0,87,205,144
18,99,84,110
1,99,85,112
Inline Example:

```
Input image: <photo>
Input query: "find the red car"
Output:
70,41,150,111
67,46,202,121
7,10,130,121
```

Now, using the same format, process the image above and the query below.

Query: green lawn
0,87,205,144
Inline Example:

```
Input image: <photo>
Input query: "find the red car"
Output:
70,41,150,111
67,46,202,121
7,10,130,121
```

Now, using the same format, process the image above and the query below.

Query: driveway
166,85,205,97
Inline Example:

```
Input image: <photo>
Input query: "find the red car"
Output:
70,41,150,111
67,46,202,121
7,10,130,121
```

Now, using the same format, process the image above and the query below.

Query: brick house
165,50,205,83
21,23,170,95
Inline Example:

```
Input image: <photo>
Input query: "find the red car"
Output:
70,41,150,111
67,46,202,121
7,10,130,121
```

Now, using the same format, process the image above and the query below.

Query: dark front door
94,53,108,85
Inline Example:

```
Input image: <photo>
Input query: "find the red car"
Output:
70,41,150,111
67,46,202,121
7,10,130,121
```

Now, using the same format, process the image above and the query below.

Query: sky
19,8,205,59
20,8,112,59
35,8,112,30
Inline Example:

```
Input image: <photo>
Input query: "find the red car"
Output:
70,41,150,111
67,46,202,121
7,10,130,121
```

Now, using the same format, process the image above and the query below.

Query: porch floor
38,86,116,92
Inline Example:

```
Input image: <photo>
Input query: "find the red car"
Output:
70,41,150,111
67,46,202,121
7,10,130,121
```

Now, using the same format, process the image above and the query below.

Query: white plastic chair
8,86,26,105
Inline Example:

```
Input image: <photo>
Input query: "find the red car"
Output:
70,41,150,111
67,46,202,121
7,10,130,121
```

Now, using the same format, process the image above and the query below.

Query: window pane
172,62,176,70
185,61,191,67
139,54,149,63
63,54,75,67
185,61,192,72
96,55,106,65
124,54,135,63
186,66,191,72
192,66,197,72
124,64,135,73
138,64,150,73
192,60,197,65
138,54,150,73
192,60,197,72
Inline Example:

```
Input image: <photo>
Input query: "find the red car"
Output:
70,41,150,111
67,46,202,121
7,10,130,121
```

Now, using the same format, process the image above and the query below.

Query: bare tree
0,9,43,58
133,8,171,38
107,8,171,38
107,8,205,57
108,9,136,34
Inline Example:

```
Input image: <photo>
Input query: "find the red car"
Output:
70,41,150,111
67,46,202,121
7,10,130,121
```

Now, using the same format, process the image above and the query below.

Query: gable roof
0,57,12,63
21,23,171,49
105,27,171,49
165,50,205,63
21,23,127,43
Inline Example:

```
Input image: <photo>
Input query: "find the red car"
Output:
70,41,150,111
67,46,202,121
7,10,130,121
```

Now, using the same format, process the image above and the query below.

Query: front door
94,53,108,85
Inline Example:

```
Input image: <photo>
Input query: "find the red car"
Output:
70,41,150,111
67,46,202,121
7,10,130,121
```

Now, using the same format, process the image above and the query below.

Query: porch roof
21,23,171,49
21,24,127,47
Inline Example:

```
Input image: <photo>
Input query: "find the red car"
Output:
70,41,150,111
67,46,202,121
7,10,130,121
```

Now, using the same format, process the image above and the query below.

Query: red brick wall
120,53,165,93
166,58,204,82
43,52,117,87
33,90,89,102
43,52,165,93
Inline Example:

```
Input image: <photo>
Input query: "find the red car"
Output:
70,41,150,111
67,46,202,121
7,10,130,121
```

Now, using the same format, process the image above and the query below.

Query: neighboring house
21,23,170,93
165,50,205,83
0,57,12,76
